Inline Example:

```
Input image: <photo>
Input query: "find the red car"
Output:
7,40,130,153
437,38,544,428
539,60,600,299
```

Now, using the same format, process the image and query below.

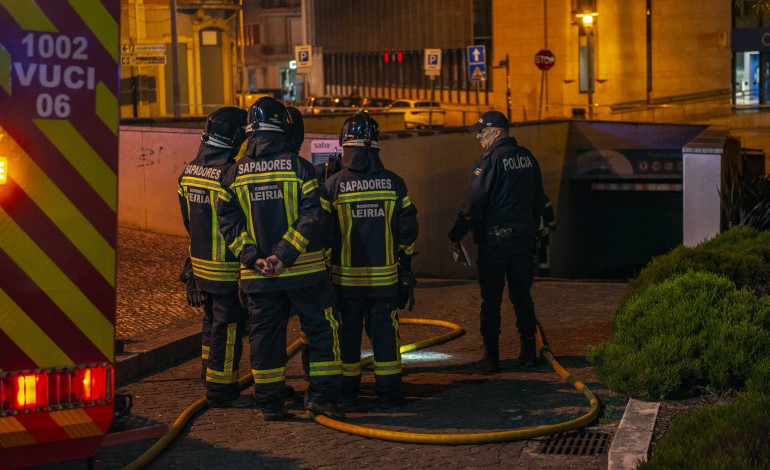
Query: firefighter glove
397,267,417,311
185,277,207,307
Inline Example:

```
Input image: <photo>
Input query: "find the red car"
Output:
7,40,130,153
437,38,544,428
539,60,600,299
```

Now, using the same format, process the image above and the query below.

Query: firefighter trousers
202,292,248,403
246,281,342,410
336,287,402,400
477,232,537,347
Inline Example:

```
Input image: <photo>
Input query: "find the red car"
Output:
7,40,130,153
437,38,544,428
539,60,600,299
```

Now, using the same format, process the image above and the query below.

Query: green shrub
587,271,770,400
638,393,770,469
622,227,770,305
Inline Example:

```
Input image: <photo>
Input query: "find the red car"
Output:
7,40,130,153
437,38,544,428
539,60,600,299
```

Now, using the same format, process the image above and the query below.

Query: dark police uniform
217,128,343,416
449,115,544,369
322,114,418,407
178,121,248,406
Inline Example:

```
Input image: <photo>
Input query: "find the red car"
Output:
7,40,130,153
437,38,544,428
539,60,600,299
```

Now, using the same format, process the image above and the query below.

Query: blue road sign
469,64,487,82
467,45,486,65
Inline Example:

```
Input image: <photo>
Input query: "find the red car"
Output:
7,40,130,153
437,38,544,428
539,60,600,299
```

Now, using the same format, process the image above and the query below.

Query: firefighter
217,97,344,421
322,112,419,409
177,106,253,408
448,110,545,372
536,196,556,277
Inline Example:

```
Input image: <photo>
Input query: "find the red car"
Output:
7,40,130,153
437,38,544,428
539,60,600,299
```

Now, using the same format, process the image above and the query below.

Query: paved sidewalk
90,227,632,468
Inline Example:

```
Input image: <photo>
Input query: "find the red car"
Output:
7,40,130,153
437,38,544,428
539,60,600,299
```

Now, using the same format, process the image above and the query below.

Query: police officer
177,106,253,408
322,112,418,409
217,97,344,420
448,110,545,372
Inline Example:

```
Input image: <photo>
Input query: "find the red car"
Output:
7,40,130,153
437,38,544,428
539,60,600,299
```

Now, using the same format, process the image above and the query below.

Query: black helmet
202,106,247,149
339,112,380,148
246,96,291,134
285,106,305,153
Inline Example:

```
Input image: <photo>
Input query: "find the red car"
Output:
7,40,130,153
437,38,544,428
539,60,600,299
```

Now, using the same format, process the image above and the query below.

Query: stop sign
534,49,556,71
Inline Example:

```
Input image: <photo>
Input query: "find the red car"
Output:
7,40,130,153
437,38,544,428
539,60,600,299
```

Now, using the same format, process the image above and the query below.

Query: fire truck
0,1,121,467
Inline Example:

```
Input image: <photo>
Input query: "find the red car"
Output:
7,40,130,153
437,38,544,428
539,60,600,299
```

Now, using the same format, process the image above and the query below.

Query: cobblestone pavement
59,227,628,469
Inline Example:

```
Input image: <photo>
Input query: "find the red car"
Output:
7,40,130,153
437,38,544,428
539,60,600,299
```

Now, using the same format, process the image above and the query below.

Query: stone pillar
682,128,727,247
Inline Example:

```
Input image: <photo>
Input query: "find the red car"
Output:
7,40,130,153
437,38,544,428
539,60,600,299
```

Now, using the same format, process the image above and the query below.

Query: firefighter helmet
201,106,247,149
246,96,291,134
339,112,380,148
286,106,305,153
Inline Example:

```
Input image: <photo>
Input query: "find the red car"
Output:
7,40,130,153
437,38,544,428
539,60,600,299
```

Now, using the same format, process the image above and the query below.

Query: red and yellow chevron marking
0,0,119,462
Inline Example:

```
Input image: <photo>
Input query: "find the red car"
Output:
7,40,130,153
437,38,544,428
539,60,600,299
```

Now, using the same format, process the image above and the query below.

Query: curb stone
608,398,660,469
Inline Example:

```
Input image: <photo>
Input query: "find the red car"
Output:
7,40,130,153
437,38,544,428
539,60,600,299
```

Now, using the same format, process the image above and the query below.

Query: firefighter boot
518,337,538,368
476,340,500,373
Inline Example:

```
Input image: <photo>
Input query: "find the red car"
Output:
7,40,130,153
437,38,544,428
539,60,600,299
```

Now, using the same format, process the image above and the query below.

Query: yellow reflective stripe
337,190,397,204
234,186,258,248
95,82,118,136
325,306,341,361
224,322,238,374
34,119,116,211
68,0,118,61
202,345,210,360
284,180,298,224
251,366,285,384
309,361,342,376
0,415,37,447
330,274,399,286
340,205,353,265
180,176,224,192
240,250,326,279
320,196,332,212
206,368,239,384
342,362,361,377
51,408,103,439
331,264,398,276
399,242,416,255
0,0,57,32
232,172,299,186
402,194,413,208
385,199,395,264
191,257,240,271
282,226,309,253
302,178,318,194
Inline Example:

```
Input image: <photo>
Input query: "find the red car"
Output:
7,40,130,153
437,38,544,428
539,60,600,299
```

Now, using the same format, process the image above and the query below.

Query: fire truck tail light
1,364,112,416
0,156,7,184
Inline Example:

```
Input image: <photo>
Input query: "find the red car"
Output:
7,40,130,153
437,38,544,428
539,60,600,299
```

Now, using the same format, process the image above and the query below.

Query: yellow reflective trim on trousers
251,366,286,384
309,361,342,376
224,322,238,374
331,264,397,276
206,369,239,384
392,308,402,359
374,358,402,376
399,242,415,255
384,199,395,264
325,306,341,361
202,345,210,360
342,362,361,377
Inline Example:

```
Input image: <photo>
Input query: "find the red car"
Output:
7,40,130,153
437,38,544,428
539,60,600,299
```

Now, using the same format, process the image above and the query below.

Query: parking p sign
424,48,441,76
295,45,312,68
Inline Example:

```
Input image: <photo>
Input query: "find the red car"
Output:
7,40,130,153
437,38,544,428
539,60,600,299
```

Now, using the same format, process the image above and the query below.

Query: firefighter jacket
322,146,418,296
217,132,328,293
178,143,240,294
449,136,545,244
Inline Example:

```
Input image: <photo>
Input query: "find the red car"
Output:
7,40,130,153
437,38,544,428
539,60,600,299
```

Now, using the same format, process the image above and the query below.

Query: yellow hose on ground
310,318,600,445
124,318,599,468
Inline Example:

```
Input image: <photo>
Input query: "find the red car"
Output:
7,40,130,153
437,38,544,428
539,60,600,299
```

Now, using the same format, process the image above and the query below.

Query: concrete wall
118,123,569,279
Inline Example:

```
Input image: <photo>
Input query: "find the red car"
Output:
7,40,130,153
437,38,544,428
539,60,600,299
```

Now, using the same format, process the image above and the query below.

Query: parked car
298,96,341,115
385,99,445,128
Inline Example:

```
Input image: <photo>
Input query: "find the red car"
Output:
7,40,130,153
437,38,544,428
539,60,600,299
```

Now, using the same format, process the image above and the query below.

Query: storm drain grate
536,431,610,456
